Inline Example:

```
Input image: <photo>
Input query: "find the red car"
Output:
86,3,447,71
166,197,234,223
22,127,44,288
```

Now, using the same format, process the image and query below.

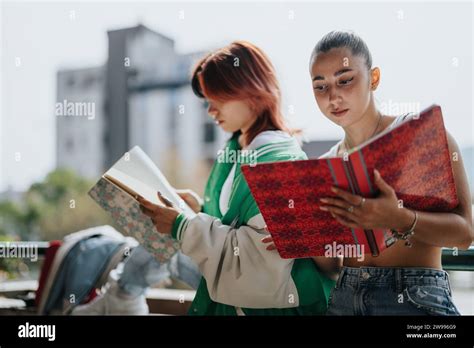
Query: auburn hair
191,41,291,146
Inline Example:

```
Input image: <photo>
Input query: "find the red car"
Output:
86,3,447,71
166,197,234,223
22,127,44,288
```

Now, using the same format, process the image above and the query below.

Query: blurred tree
0,168,112,242
0,200,36,240
0,235,22,280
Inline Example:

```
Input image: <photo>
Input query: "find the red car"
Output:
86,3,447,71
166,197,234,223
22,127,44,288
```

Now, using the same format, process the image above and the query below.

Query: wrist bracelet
390,210,418,247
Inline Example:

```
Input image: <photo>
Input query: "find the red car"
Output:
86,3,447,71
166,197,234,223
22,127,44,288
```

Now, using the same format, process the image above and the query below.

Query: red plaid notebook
241,105,458,259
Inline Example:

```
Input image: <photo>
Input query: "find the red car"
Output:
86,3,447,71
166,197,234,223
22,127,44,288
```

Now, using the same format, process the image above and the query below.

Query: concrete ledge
0,281,195,315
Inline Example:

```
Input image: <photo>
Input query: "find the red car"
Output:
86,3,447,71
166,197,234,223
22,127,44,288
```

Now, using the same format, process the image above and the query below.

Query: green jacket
171,132,335,315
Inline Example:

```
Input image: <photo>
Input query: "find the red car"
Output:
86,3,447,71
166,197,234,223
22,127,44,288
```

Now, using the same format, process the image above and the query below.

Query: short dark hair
310,31,372,69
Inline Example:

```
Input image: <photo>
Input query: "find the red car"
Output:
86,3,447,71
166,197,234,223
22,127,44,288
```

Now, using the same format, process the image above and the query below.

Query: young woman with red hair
138,41,338,315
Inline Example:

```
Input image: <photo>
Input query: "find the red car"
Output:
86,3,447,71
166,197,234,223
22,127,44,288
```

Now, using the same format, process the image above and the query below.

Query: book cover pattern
359,106,458,212
243,160,356,258
89,177,181,263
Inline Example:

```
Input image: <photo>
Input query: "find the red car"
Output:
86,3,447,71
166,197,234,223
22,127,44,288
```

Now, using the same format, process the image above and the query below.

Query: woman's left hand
138,191,182,235
320,169,414,231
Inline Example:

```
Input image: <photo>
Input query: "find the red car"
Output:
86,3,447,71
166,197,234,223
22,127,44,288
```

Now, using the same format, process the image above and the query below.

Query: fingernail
331,187,337,192
320,198,328,203
319,206,328,211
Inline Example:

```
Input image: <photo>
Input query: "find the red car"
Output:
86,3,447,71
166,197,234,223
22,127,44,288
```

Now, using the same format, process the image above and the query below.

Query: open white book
88,146,196,262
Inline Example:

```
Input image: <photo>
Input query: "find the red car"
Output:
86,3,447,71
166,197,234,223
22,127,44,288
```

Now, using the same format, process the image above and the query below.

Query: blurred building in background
56,24,227,191
56,66,106,179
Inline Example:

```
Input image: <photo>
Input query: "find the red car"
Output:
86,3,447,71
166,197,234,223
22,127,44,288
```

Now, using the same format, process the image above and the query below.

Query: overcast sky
1,0,473,191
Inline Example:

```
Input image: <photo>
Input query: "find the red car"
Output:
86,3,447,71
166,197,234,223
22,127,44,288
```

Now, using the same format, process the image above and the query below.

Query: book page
105,168,162,205
106,146,196,217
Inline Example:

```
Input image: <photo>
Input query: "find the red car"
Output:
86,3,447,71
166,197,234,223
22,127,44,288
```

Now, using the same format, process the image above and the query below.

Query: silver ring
347,205,354,213
355,197,366,208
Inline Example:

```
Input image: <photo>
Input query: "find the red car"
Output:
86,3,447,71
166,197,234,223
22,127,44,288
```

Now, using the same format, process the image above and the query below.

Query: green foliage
0,235,22,280
0,168,112,242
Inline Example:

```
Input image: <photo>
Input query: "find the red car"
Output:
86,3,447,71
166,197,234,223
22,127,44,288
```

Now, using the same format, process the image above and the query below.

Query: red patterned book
241,105,458,259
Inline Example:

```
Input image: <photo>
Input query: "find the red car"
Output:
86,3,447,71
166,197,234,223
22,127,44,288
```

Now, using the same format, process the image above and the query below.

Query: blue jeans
326,266,460,316
118,246,202,296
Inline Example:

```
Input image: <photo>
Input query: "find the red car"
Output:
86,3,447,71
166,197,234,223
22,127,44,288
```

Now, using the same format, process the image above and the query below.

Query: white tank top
319,113,411,159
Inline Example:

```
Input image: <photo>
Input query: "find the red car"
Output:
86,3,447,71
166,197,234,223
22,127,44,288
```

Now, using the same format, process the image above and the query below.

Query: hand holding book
175,189,203,213
138,191,181,235
89,146,197,263
319,170,416,233
259,168,417,252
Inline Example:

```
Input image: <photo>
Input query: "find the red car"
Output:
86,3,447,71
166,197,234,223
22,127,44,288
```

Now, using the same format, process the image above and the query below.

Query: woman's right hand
176,189,203,214
261,235,277,251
